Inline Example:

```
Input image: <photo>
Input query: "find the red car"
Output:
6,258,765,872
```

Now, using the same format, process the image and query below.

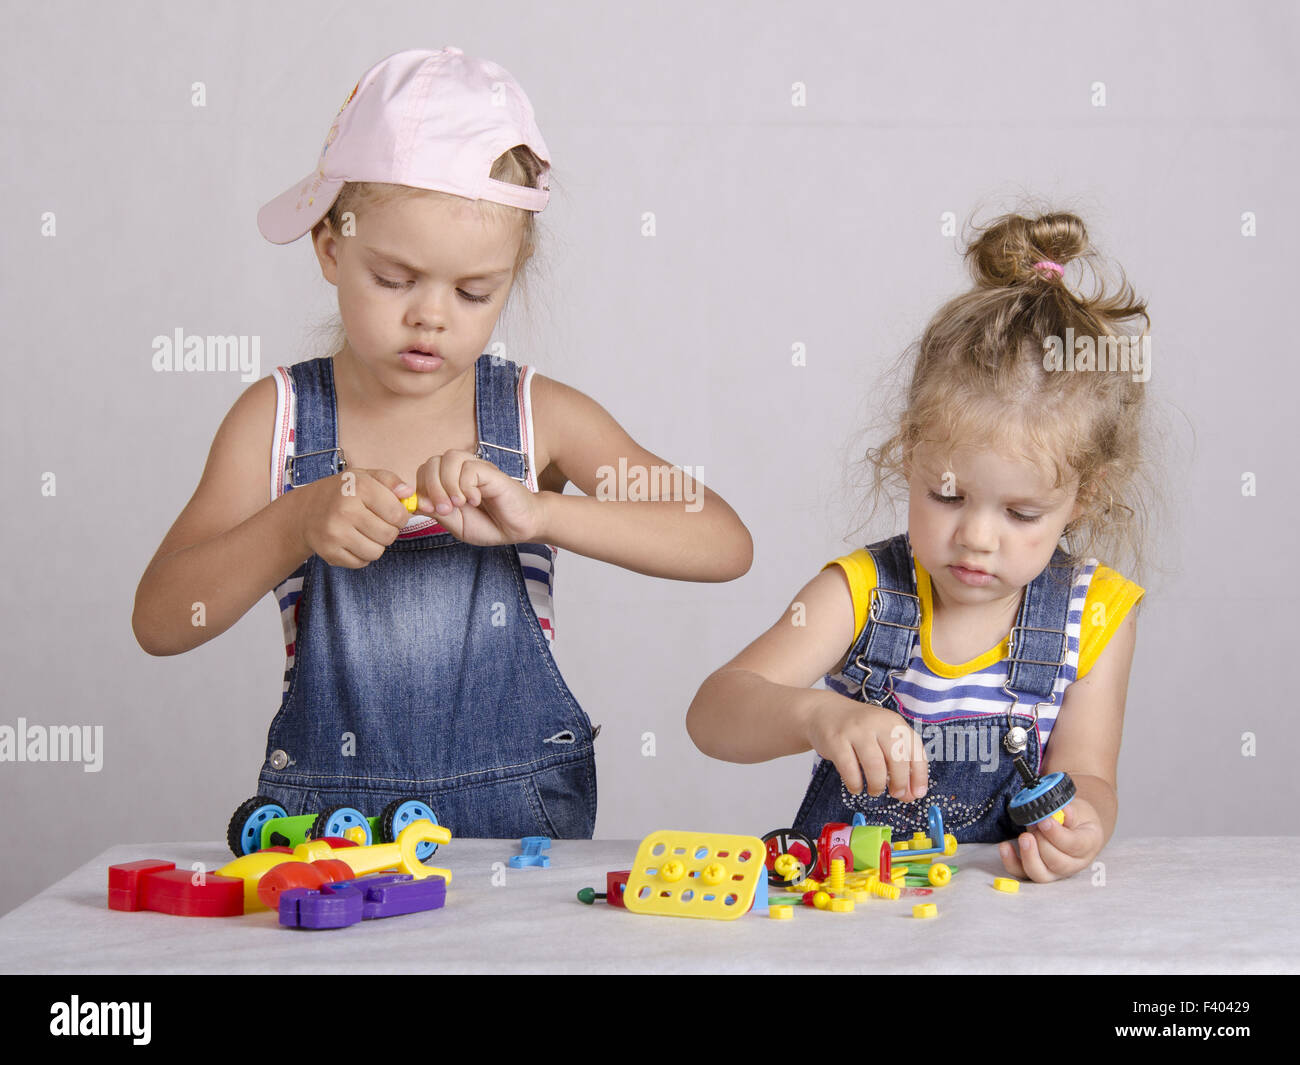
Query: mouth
953,562,990,575
403,347,441,358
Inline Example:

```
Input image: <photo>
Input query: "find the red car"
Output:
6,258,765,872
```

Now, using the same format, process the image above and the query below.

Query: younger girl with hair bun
689,209,1153,882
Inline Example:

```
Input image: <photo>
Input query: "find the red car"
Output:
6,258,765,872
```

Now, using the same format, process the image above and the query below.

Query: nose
955,507,997,554
406,283,449,331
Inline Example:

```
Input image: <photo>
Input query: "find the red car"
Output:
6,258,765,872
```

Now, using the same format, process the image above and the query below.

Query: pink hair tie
1032,260,1065,278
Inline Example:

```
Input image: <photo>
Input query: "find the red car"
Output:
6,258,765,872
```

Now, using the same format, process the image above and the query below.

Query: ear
311,222,342,286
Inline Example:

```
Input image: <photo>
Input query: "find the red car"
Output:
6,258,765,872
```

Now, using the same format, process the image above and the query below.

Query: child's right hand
803,691,930,802
295,468,414,568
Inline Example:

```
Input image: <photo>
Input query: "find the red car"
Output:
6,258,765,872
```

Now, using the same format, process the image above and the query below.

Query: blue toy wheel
381,798,440,861
1008,770,1076,827
226,796,289,857
311,806,372,845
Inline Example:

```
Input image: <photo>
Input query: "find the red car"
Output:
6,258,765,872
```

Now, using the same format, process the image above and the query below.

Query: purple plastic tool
279,873,447,929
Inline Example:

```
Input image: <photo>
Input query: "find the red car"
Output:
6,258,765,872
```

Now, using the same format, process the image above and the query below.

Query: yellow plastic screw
700,862,726,886
659,859,686,883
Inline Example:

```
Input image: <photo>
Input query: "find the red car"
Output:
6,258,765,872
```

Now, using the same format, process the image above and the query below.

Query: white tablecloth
1,837,1295,974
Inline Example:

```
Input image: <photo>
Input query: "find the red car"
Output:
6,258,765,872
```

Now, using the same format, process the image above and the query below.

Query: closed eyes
927,489,1042,523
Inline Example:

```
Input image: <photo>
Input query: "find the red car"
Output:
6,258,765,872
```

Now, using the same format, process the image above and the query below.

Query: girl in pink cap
132,49,752,842
688,210,1152,883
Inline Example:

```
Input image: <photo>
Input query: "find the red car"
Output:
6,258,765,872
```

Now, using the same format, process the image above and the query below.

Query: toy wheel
762,828,817,886
380,797,440,861
943,833,958,856
309,806,371,846
929,863,951,887
1008,770,1077,828
227,796,289,857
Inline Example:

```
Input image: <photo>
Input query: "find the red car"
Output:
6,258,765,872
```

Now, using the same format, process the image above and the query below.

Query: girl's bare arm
529,375,752,582
132,378,312,656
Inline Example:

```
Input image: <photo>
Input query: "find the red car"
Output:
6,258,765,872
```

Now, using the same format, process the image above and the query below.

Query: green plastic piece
257,813,383,850
849,825,892,869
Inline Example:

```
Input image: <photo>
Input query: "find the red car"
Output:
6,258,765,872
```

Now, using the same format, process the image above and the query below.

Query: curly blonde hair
308,144,548,357
853,207,1164,588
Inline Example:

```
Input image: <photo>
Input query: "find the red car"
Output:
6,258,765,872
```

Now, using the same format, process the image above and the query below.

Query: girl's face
906,443,1084,612
312,191,522,400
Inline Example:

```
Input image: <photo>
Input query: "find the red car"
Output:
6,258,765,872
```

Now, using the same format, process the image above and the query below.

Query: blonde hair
309,144,548,357
855,207,1164,588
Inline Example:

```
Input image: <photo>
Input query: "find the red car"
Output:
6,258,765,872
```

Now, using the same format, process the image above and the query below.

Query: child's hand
803,692,929,802
413,449,542,546
296,468,412,567
998,797,1104,882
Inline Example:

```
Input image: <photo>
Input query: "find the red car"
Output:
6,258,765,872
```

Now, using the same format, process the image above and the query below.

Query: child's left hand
412,449,543,546
998,797,1104,883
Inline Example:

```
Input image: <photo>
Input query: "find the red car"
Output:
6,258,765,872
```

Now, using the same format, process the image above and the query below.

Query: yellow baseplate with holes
623,830,767,921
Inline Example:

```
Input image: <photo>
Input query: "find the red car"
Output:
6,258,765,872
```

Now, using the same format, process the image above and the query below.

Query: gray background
2,0,1296,918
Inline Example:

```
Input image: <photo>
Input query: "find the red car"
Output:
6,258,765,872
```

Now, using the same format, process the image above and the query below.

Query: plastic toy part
310,806,372,847
623,831,766,921
401,493,419,513
606,870,630,909
1007,757,1077,827
816,823,855,880
1051,809,1066,824
279,873,447,929
379,799,440,859
828,858,846,894
928,863,952,887
993,877,1021,893
762,828,817,887
508,836,552,869
772,853,804,884
913,903,938,919
108,860,245,917
770,905,793,920
829,898,854,913
256,859,355,910
576,887,607,905
227,797,290,857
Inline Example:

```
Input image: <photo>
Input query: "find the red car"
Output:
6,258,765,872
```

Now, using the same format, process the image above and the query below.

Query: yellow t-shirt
826,549,1143,681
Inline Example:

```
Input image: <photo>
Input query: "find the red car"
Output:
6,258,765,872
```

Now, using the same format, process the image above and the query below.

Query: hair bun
966,211,1090,289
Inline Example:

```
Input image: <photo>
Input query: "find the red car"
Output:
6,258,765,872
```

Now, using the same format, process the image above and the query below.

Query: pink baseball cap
257,47,552,244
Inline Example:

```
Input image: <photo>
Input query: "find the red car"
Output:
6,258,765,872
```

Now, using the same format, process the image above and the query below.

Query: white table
1,837,1295,974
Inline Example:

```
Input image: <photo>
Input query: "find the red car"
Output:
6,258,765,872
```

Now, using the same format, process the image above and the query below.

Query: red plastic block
108,860,175,911
108,860,244,917
606,869,630,909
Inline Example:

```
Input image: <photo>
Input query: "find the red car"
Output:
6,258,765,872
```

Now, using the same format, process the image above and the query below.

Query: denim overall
256,354,598,838
793,533,1074,843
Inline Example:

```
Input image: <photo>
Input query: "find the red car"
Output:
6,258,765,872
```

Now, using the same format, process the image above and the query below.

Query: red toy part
816,823,854,878
878,841,891,883
606,869,630,909
108,860,245,917
257,859,356,910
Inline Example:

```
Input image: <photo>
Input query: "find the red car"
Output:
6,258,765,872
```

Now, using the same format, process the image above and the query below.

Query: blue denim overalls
255,354,598,838
793,533,1074,843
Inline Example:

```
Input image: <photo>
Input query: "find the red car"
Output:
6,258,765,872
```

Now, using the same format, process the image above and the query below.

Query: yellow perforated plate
623,830,767,920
